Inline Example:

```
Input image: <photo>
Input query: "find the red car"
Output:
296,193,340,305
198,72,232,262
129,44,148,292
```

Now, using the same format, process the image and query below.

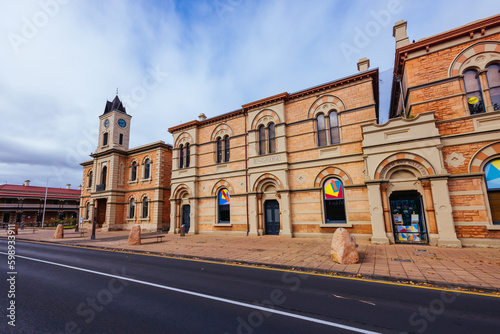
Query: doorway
182,205,191,233
389,191,428,244
96,198,107,228
264,200,280,235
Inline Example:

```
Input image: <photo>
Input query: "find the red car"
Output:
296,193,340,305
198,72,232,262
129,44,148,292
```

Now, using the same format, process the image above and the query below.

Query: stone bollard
53,224,64,239
331,227,359,264
128,225,141,245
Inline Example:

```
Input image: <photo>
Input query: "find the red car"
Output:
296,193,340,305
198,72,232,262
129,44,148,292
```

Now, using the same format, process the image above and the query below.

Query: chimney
198,113,207,121
66,184,71,189
24,180,30,186
393,20,410,49
357,58,370,72
79,185,82,191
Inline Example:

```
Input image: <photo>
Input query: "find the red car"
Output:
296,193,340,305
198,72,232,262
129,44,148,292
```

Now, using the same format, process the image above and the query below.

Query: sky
0,0,499,189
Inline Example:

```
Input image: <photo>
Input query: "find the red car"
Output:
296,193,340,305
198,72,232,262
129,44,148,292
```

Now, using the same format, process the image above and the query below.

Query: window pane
119,134,123,145
218,189,230,223
186,144,190,167
131,163,137,181
489,87,500,111
217,138,222,163
317,114,327,146
103,133,108,146
259,126,266,155
323,179,346,223
485,159,500,190
179,145,184,168
142,198,148,218
268,123,276,153
224,136,230,162
464,70,481,92
329,112,340,144
486,64,500,88
466,92,485,114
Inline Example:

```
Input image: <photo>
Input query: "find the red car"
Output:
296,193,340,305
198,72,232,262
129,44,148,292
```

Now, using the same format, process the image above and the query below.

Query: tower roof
103,95,127,115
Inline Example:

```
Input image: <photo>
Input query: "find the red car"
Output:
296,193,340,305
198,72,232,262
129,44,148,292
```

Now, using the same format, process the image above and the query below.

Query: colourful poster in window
219,189,230,205
485,159,500,190
324,179,343,199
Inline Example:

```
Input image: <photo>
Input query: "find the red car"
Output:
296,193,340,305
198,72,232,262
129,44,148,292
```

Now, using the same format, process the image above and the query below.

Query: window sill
141,178,151,184
486,224,500,230
125,218,135,222
139,218,149,221
214,223,232,227
320,222,352,228
128,181,138,185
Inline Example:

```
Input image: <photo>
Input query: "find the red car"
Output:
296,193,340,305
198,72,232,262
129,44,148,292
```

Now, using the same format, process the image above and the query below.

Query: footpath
5,228,500,293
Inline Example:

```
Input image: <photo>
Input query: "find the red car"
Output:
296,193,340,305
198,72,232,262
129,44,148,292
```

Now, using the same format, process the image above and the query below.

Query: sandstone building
80,96,172,231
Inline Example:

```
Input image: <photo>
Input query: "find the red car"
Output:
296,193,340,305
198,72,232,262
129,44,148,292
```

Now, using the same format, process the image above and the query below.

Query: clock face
118,119,126,128
104,119,109,128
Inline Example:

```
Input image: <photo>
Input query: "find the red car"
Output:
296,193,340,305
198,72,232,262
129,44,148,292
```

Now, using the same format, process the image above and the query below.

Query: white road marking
1,252,380,334
333,294,376,306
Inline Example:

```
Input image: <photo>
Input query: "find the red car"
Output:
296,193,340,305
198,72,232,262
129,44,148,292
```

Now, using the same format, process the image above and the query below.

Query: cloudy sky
0,0,498,189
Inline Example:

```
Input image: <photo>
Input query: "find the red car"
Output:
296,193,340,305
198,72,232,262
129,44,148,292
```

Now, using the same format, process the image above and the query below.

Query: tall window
258,125,266,155
268,123,276,153
129,199,135,218
486,64,500,111
85,202,90,219
218,188,230,223
142,197,149,218
323,178,346,223
144,159,150,179
317,114,327,146
329,111,340,144
103,132,108,146
185,143,190,168
463,69,485,114
179,145,184,168
224,136,230,162
101,166,107,188
217,138,222,163
485,158,500,224
119,134,123,145
88,171,93,188
131,162,137,181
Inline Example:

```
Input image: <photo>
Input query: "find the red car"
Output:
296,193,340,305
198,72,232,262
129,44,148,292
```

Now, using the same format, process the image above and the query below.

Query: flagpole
41,179,48,228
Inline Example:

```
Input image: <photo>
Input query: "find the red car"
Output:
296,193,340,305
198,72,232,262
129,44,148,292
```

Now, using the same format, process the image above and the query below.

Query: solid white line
0,252,380,334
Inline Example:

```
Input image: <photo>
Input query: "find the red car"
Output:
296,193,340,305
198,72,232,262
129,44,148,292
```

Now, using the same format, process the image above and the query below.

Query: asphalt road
0,239,499,334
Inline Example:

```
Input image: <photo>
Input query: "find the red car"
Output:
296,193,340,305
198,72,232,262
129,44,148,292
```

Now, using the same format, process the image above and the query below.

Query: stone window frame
175,132,194,170
86,169,93,189
217,188,231,225
257,122,276,155
102,131,109,147
85,201,90,220
212,180,235,226
320,177,349,226
127,196,136,220
141,156,153,182
314,109,342,147
140,194,150,220
129,159,139,184
483,156,500,225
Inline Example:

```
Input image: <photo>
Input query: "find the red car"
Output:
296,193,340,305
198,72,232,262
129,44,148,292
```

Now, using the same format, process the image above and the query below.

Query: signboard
324,179,343,200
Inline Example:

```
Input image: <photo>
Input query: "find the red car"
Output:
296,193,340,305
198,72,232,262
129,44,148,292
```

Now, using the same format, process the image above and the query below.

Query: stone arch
126,194,136,201
253,173,283,192
374,153,435,180
211,179,235,196
314,166,352,188
308,94,346,119
172,184,192,199
141,155,153,164
139,193,149,201
449,41,500,77
210,123,234,141
469,141,500,173
175,132,193,147
251,109,281,130
129,158,139,166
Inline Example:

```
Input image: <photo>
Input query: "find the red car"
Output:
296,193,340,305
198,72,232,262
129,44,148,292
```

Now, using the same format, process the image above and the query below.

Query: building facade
80,96,172,232
167,14,500,247
0,180,80,227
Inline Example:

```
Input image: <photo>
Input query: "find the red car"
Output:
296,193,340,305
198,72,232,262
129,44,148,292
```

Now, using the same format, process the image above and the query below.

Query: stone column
168,199,177,234
380,184,392,232
279,191,292,238
257,195,263,235
189,198,198,235
422,181,438,233
248,194,258,236
430,177,462,247
367,182,390,244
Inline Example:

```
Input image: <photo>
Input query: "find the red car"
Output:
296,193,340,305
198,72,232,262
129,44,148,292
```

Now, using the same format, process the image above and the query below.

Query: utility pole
41,179,48,228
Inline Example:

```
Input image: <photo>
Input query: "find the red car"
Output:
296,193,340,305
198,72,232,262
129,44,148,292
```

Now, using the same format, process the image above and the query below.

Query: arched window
463,69,485,114
144,159,151,179
142,197,149,218
485,158,500,224
329,111,340,144
85,202,90,219
216,138,222,163
129,199,135,218
323,178,346,223
317,114,327,147
131,162,137,181
179,145,184,169
218,188,230,224
185,143,190,168
88,171,93,188
224,136,230,162
486,64,500,111
268,123,276,153
258,125,266,155
103,132,108,146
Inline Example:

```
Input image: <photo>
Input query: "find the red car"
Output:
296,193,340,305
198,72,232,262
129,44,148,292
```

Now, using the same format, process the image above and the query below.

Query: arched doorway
264,200,280,235
182,204,191,233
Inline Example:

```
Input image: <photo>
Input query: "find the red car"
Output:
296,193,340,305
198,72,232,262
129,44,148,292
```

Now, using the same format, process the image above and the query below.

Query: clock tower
95,95,132,153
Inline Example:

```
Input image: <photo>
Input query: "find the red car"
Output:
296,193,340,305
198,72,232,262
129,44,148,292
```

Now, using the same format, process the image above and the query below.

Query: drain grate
392,258,412,262
414,249,436,256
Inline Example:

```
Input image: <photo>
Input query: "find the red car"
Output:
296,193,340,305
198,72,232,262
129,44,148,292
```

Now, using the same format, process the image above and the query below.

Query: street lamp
91,206,96,239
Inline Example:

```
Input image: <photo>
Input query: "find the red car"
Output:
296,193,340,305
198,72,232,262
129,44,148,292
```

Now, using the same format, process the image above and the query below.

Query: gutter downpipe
244,109,250,236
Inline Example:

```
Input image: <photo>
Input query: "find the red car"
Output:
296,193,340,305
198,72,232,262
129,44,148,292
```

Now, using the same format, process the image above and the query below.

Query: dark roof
103,95,127,115
0,184,80,199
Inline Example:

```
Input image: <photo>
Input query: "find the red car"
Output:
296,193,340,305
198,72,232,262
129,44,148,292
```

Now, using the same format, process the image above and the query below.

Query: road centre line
0,251,380,334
